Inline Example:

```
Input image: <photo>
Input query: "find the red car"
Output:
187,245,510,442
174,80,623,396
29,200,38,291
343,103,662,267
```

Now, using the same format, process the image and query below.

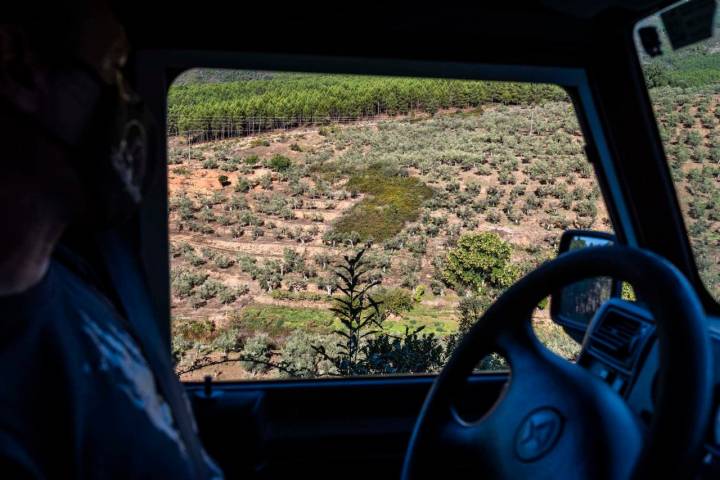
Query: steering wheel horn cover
514,407,564,462
402,246,713,480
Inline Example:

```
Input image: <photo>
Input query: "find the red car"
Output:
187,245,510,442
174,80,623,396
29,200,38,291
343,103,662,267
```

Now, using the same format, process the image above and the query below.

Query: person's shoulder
0,257,108,351
0,262,60,338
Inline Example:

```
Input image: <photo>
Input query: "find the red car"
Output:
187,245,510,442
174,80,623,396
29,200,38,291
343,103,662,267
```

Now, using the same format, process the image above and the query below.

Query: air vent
588,311,645,369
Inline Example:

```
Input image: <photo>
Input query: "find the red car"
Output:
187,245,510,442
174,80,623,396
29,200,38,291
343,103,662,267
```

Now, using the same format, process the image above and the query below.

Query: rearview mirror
550,230,618,340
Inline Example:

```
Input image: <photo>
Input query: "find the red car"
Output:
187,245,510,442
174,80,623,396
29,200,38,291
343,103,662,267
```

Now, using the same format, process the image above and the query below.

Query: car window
167,70,613,381
636,3,720,301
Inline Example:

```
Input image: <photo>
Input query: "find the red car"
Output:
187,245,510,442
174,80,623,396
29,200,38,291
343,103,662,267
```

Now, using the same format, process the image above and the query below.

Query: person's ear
0,26,46,115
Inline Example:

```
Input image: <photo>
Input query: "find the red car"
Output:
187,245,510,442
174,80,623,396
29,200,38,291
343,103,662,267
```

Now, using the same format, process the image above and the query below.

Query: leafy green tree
269,154,292,172
442,232,519,294
373,287,414,319
316,275,338,296
281,248,304,275
314,252,332,270
257,261,283,292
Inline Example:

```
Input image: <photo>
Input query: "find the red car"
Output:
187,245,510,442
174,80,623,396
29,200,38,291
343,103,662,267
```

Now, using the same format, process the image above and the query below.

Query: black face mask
36,65,155,227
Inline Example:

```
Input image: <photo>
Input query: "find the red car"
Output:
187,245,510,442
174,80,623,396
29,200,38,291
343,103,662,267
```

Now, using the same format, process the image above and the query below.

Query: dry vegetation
169,98,615,380
652,85,720,298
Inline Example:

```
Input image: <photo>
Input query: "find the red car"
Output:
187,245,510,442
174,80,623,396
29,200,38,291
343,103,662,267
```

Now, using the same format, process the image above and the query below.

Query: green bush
244,154,260,165
269,154,292,172
442,232,519,294
197,280,224,300
214,255,235,269
240,334,273,373
373,287,414,318
212,327,242,355
234,178,251,193
203,158,219,169
218,289,237,304
259,173,273,190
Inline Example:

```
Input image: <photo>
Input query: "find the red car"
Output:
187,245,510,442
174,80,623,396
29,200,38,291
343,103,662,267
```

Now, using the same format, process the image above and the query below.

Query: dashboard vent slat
588,310,645,369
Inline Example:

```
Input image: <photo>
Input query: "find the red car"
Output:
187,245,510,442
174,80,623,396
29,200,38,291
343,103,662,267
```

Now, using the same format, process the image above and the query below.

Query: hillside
168,64,720,382
168,97,609,380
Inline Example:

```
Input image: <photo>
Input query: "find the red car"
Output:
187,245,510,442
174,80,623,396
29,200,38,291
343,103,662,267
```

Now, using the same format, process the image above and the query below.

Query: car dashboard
578,299,720,477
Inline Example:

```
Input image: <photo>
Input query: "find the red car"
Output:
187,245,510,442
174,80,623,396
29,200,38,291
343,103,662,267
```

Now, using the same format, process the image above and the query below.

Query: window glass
636,3,720,300
167,70,612,381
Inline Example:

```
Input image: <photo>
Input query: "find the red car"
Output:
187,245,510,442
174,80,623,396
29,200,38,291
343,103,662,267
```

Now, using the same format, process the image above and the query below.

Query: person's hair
3,2,100,68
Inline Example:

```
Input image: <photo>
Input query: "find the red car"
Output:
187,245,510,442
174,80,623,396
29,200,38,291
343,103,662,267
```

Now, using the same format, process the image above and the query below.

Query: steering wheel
402,246,713,479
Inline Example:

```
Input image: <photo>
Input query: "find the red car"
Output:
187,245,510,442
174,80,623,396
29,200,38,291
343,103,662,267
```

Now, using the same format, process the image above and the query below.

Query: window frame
629,12,720,314
132,51,636,375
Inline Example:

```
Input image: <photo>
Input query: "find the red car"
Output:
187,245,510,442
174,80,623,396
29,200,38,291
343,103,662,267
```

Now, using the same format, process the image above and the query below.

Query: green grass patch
333,171,433,241
383,302,458,336
229,301,457,338
230,304,335,337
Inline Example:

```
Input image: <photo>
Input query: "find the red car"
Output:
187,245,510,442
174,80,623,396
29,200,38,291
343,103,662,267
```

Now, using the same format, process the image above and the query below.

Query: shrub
373,287,414,318
191,296,208,309
442,232,519,294
175,318,215,342
212,327,242,355
573,199,597,218
244,154,260,165
259,173,273,190
362,329,445,375
172,270,208,298
456,294,491,332
252,226,265,240
197,280,224,300
686,130,703,147
218,289,237,305
220,162,238,172
485,209,502,223
203,158,219,169
170,241,194,258
218,175,231,187
277,331,334,377
269,154,292,172
430,279,445,296
240,334,273,373
214,255,235,269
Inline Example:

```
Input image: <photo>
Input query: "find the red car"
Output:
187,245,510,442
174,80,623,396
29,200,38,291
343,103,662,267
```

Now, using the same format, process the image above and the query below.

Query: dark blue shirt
0,259,222,479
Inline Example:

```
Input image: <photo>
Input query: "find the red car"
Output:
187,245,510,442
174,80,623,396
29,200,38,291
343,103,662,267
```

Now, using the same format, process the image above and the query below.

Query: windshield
636,1,720,300
166,70,613,381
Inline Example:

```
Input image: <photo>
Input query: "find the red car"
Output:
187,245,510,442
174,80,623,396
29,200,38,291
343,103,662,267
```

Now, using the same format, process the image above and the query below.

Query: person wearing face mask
0,3,223,478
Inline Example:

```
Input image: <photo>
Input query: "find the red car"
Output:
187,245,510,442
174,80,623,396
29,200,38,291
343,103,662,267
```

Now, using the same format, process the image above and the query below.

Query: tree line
167,73,567,140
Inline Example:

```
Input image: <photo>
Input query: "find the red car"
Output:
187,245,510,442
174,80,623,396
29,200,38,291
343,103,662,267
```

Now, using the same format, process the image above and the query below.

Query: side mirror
550,230,619,340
